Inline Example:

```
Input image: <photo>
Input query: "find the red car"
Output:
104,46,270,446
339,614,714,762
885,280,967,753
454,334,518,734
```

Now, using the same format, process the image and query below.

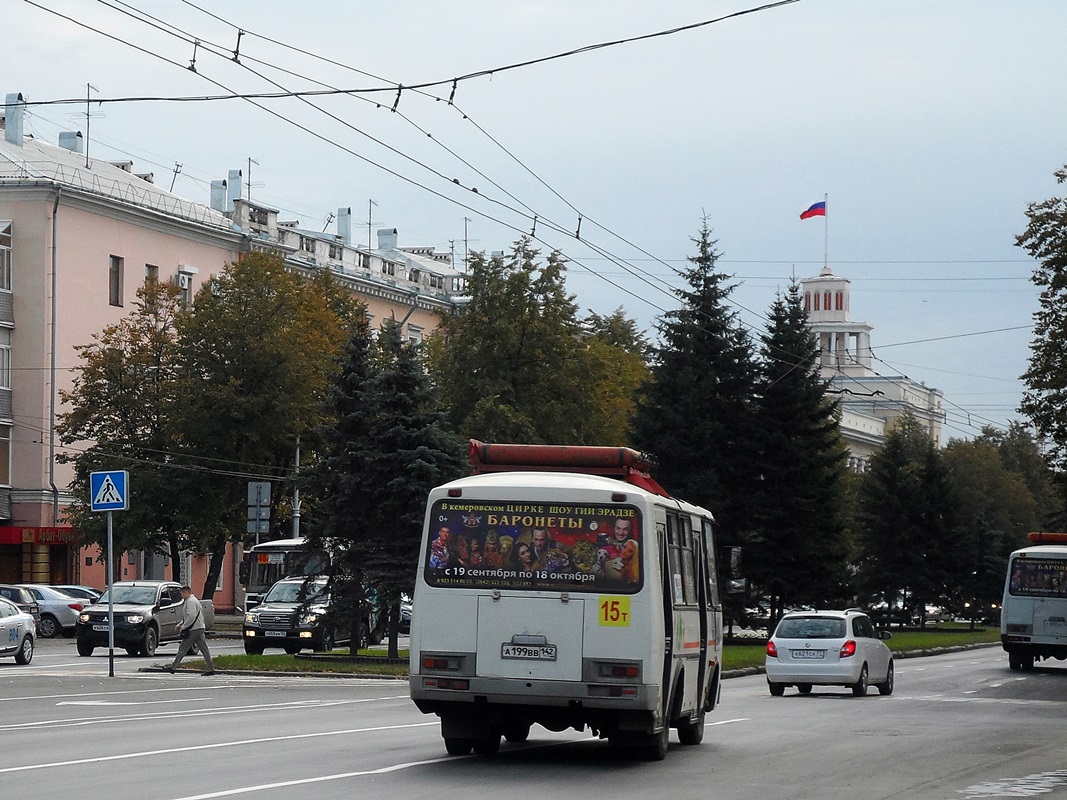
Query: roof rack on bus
468,439,671,497
1027,531,1067,544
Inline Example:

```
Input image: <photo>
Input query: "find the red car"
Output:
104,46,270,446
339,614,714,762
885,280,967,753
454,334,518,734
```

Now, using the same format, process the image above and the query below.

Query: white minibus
409,441,739,760
1001,531,1067,671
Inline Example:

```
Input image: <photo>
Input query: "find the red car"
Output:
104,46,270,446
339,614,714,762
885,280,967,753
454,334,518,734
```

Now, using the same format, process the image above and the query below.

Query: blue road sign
90,471,129,512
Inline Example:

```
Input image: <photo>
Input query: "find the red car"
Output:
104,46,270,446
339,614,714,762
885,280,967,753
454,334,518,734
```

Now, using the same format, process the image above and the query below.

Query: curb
722,640,1000,680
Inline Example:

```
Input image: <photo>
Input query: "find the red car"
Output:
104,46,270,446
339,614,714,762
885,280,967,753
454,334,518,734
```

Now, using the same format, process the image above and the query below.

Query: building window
109,255,124,306
813,292,820,311
0,221,11,291
0,425,11,486
408,269,421,283
145,264,159,285
804,292,811,312
407,325,423,346
300,236,315,254
0,328,10,390
382,262,396,277
835,290,844,311
823,291,831,310
328,242,343,261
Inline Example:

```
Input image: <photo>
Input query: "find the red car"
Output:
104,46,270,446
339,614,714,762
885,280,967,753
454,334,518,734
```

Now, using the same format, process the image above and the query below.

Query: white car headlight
300,613,320,625
126,614,144,624
79,613,90,623
244,612,258,624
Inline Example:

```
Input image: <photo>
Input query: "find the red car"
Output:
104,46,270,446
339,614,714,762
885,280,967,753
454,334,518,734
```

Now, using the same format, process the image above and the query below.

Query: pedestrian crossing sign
90,471,129,512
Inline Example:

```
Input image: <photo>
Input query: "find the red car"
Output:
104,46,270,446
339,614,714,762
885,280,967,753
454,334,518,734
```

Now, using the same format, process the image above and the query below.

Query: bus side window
666,514,684,605
702,520,721,608
679,516,697,605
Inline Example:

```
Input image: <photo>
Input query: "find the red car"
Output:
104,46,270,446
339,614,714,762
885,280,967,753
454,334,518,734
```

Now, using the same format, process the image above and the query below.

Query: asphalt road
3,640,1067,800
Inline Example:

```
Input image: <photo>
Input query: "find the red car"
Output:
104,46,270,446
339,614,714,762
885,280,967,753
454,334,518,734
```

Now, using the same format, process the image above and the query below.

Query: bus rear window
1009,558,1067,597
424,499,642,593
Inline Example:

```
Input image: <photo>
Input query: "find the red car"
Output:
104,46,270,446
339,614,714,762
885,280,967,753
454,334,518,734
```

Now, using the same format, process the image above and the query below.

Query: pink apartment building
0,92,464,609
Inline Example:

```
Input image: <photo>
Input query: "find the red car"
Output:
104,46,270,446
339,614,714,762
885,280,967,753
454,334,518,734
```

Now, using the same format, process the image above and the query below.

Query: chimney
377,227,398,250
210,180,228,212
4,93,25,147
226,169,243,212
58,131,84,154
337,207,352,246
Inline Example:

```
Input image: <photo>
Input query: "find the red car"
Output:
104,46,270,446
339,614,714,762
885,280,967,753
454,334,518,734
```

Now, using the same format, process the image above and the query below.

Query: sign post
247,481,271,545
90,470,129,678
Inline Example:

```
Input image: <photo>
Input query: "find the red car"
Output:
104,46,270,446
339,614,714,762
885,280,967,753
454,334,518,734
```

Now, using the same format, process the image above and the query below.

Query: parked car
0,584,41,623
243,576,350,655
0,596,35,664
765,609,894,697
399,598,412,635
18,584,86,638
52,584,102,604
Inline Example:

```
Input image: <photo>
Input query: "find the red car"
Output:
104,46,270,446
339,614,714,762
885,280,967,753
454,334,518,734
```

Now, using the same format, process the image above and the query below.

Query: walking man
166,585,215,675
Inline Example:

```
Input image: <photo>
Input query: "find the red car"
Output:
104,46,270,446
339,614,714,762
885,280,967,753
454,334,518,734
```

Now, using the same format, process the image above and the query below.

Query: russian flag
800,201,826,220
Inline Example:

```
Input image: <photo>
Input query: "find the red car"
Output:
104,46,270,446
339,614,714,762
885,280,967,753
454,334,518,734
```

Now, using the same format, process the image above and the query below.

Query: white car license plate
264,630,286,637
501,643,557,661
92,624,109,632
791,649,825,659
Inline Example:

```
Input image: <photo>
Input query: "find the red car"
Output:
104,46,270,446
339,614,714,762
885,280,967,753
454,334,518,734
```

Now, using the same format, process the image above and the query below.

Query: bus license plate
264,630,286,637
501,643,557,661
791,649,825,659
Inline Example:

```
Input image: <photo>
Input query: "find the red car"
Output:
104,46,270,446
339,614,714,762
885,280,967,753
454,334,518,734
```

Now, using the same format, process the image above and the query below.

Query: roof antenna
169,162,182,192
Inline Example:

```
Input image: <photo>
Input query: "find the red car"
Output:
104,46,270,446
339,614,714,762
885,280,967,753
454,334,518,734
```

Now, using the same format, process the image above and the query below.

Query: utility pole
463,217,471,267
84,83,98,168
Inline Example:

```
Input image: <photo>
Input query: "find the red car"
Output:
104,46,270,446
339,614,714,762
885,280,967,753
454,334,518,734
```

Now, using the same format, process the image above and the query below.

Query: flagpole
823,192,829,270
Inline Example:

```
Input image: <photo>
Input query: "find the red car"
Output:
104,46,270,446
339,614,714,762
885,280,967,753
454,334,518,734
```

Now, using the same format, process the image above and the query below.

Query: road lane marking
710,718,748,725
57,698,211,706
0,695,411,732
0,721,438,775
172,755,460,799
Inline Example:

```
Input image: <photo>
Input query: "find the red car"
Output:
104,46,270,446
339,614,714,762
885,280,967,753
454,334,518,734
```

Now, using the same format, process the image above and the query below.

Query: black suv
0,584,41,623
242,576,348,655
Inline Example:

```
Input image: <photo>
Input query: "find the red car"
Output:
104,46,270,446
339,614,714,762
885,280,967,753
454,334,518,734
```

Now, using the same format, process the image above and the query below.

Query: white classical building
800,265,945,471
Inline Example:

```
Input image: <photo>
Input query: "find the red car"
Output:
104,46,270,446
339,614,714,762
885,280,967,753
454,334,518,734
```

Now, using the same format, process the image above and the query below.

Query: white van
1001,532,1067,671
409,441,738,760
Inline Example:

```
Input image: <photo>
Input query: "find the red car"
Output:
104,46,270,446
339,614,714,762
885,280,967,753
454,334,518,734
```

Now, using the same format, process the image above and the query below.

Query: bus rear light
598,662,640,680
1005,624,1031,634
839,640,857,658
766,640,778,658
423,677,469,691
611,493,628,502
422,656,461,670
447,489,462,497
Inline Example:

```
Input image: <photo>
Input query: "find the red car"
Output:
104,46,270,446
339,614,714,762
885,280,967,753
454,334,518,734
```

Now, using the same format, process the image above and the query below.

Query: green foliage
175,251,354,596
1017,167,1067,495
431,238,642,445
856,412,963,611
57,279,193,578
747,280,852,617
305,318,466,657
630,220,761,542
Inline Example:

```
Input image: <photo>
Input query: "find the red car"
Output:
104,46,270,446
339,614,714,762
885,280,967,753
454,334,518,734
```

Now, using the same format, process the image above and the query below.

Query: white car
0,596,35,664
765,609,893,697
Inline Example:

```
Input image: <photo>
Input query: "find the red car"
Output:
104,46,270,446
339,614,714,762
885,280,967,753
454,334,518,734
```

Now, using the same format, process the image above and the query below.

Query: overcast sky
7,0,1065,441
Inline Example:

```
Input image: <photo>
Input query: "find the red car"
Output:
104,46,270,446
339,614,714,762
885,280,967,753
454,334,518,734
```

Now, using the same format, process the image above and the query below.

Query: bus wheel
639,725,669,761
677,711,705,746
503,723,531,743
473,734,501,756
1009,654,1022,671
444,738,474,756
1021,655,1035,672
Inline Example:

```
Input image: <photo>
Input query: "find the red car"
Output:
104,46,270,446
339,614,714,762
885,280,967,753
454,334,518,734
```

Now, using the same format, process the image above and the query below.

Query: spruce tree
630,220,761,548
306,318,465,656
748,280,851,620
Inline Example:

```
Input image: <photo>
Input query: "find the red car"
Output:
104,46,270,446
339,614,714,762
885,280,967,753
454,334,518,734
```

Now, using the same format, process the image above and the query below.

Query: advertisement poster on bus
423,500,643,593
